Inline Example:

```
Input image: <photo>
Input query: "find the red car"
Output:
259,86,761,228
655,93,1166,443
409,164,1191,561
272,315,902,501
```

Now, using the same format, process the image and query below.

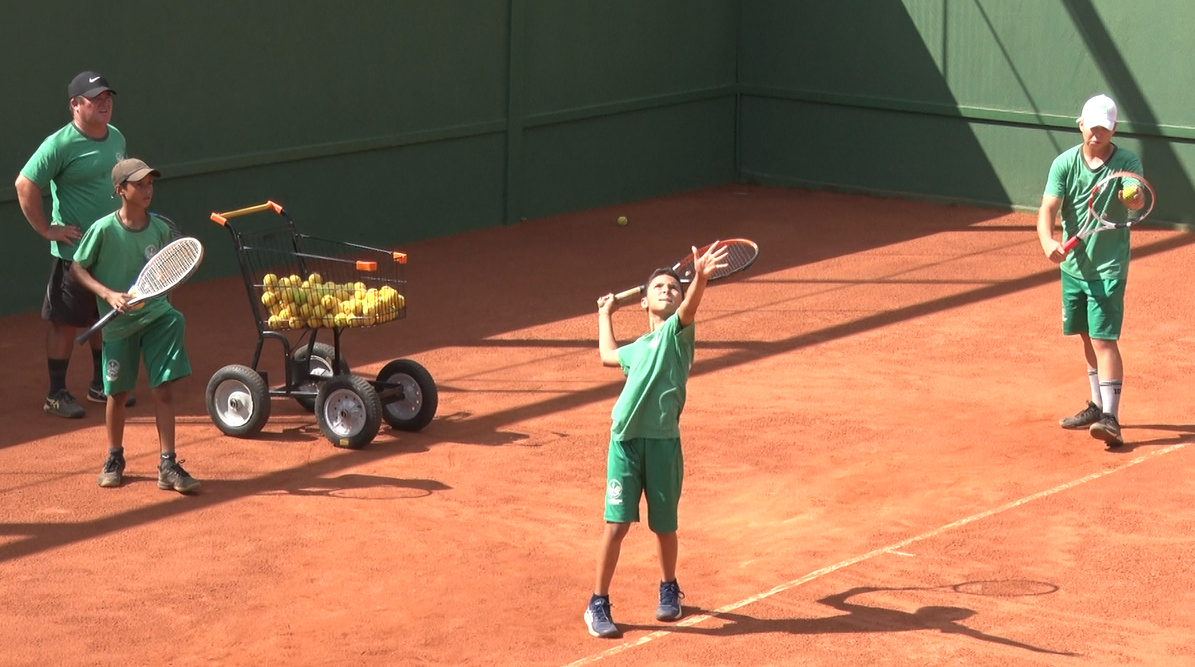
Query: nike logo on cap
89,76,100,83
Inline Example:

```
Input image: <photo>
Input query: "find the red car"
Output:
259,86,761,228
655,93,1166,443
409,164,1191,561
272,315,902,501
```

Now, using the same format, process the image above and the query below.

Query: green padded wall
0,0,739,316
738,0,1195,225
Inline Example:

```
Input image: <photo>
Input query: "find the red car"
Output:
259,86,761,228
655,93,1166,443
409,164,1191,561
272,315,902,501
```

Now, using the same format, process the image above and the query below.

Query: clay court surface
2,185,1194,666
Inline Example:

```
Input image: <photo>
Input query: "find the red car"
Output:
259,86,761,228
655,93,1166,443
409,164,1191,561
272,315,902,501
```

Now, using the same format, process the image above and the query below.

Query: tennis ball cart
205,201,437,448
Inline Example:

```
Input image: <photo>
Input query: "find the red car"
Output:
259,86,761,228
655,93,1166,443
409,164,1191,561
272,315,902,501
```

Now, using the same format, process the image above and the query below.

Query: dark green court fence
2,0,1190,316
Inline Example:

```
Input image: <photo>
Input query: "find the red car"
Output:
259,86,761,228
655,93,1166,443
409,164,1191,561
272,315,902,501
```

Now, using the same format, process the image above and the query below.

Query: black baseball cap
68,71,116,99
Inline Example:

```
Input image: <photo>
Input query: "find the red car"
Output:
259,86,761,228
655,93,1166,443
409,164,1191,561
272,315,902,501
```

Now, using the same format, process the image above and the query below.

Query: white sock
1099,380,1122,418
1087,369,1102,408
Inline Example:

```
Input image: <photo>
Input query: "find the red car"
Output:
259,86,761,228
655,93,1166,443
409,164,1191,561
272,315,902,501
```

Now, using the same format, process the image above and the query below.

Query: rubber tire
314,374,382,449
291,342,350,412
206,364,272,437
376,358,438,432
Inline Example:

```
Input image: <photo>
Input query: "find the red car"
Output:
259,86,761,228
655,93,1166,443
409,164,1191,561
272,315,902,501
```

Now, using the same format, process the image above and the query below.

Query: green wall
4,0,1192,316
738,0,1195,223
0,0,738,316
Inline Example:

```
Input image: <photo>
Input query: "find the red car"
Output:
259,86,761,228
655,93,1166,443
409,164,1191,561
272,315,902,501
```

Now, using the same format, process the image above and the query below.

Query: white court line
562,443,1188,667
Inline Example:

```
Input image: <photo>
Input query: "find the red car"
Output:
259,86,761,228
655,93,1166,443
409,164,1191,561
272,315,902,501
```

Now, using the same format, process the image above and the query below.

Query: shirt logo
606,480,623,506
145,245,158,260
89,76,101,83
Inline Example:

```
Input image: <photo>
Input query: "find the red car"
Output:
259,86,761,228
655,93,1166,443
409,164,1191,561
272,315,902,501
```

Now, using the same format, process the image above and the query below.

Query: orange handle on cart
210,201,284,225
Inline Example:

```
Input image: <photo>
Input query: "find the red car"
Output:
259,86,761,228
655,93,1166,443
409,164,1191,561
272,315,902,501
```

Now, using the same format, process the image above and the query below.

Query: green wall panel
524,0,738,114
521,98,736,220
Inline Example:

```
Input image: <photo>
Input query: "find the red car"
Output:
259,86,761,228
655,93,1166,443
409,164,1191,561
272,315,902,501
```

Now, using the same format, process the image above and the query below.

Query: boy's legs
97,336,139,488
644,438,684,621
142,310,199,493
594,522,632,597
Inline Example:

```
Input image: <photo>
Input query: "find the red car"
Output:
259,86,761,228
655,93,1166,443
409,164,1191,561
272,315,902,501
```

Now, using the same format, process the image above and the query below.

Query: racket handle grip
1059,236,1080,254
597,286,646,308
75,308,120,345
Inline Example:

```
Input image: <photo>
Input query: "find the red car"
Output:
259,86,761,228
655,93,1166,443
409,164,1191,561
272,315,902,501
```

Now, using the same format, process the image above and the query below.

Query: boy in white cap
1036,95,1143,448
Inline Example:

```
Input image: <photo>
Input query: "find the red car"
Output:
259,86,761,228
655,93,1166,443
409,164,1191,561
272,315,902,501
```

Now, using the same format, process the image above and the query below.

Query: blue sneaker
656,580,684,621
584,595,619,638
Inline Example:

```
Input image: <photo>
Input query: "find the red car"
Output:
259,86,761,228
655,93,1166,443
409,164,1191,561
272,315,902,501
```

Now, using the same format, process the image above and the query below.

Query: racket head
1088,170,1154,229
129,237,204,301
672,238,759,284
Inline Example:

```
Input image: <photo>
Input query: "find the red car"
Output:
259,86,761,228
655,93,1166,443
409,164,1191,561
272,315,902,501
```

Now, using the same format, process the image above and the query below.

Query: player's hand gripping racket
1061,171,1154,255
75,237,205,344
600,238,759,306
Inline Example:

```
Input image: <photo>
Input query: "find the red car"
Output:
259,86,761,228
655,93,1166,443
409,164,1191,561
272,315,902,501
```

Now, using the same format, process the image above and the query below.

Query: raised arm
676,241,730,327
597,294,621,366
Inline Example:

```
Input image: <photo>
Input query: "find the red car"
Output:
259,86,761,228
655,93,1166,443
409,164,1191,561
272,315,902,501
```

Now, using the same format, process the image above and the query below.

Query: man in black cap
14,70,135,418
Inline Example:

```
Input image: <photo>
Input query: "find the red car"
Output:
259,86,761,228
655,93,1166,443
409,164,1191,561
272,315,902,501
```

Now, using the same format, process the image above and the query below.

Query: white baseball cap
1079,94,1117,131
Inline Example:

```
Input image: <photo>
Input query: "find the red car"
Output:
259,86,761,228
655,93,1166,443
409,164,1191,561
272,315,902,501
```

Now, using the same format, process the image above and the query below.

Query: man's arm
597,294,620,367
14,175,81,245
1036,195,1065,264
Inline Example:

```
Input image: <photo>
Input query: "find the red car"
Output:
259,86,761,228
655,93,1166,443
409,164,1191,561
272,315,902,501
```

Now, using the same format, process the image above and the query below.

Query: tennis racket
156,213,184,241
75,237,205,343
1061,170,1154,254
601,238,759,306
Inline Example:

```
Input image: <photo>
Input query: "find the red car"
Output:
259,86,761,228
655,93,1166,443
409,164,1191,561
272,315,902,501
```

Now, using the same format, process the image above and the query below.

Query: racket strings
136,239,203,296
1091,173,1154,227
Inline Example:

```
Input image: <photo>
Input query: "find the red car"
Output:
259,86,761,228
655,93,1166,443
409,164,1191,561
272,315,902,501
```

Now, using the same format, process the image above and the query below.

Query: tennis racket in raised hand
602,238,759,306
75,237,205,344
1061,170,1154,255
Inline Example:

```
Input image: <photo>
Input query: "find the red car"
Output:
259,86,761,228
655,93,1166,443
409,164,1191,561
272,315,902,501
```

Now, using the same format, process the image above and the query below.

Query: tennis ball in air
617,215,628,226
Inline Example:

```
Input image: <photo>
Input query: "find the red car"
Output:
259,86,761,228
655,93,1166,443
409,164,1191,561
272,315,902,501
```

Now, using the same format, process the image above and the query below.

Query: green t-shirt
72,212,174,341
1044,144,1143,280
610,313,696,440
20,122,127,261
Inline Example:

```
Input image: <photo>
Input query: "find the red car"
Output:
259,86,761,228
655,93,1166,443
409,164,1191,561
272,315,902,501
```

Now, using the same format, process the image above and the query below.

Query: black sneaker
87,384,136,407
44,390,85,419
158,459,201,494
97,453,126,488
584,595,619,638
1089,413,1124,447
1059,401,1102,430
656,580,685,621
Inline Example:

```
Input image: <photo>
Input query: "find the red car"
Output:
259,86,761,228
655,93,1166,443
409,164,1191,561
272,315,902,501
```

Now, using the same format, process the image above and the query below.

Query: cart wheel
292,342,350,412
376,358,438,432
206,364,272,437
315,375,382,449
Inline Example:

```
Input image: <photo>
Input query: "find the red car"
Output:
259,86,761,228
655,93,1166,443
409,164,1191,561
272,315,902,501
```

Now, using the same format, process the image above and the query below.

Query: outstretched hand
691,241,730,281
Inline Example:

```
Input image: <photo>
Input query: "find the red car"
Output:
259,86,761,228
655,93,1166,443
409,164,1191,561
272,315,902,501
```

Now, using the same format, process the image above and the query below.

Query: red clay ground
1,185,1193,666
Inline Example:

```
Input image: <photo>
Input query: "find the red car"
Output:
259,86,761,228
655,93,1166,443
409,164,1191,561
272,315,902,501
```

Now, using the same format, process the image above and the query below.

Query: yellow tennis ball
267,315,283,330
322,314,336,328
617,215,628,226
307,316,322,329
396,294,405,309
307,273,323,286
261,291,277,308
263,273,279,288
333,312,349,328
287,316,303,329
321,294,338,311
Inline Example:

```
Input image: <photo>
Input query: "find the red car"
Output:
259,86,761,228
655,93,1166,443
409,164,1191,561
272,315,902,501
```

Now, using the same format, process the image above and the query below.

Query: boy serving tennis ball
69,159,199,492
1036,95,1143,448
583,241,729,639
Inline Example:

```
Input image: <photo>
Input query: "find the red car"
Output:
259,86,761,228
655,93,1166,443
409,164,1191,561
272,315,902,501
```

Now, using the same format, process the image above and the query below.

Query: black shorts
41,257,99,328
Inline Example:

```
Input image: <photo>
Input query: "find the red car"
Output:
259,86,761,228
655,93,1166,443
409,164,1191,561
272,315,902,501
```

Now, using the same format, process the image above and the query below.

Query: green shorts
102,308,191,395
604,437,683,533
1061,272,1126,340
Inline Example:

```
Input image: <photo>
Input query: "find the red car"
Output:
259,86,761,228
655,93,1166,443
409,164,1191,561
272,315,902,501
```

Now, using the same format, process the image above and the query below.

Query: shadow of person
1107,423,1195,453
239,473,451,499
624,586,1078,657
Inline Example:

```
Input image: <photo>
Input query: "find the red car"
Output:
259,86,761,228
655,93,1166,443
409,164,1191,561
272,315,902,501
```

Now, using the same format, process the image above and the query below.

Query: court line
562,442,1188,667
